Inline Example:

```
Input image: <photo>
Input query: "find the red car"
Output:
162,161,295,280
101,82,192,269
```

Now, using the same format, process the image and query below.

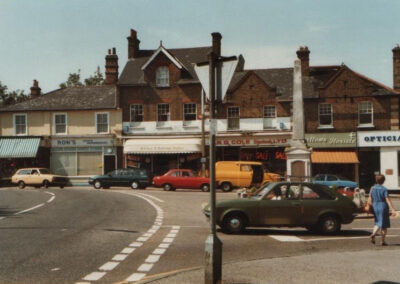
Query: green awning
0,138,41,158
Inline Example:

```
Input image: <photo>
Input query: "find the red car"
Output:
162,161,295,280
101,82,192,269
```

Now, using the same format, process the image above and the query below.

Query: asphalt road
1,186,400,284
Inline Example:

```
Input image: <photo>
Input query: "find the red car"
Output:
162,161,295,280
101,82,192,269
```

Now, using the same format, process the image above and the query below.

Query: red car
152,169,210,191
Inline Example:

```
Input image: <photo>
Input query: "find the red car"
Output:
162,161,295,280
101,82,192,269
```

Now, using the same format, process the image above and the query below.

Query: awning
0,138,41,158
124,138,201,154
311,150,359,164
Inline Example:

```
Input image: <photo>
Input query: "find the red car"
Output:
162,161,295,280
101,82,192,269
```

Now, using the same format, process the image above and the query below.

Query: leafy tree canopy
59,67,104,88
0,81,28,106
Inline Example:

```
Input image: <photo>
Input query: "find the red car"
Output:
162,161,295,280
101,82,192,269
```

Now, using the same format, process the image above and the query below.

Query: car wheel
59,186,64,189
131,181,140,189
222,213,246,234
201,184,210,192
318,215,341,235
18,181,25,189
93,180,102,189
163,184,173,191
221,182,232,192
43,180,50,188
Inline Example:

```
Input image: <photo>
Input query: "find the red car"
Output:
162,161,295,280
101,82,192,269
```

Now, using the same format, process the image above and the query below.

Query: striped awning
311,150,359,164
0,138,41,158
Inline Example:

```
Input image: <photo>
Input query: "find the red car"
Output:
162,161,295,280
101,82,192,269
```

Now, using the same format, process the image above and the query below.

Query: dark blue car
312,174,358,189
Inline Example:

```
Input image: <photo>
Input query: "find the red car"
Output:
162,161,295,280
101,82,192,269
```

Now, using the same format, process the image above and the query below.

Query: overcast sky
1,0,400,94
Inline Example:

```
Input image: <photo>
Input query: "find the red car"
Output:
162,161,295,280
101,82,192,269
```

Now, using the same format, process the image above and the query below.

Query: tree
84,66,104,86
59,70,83,88
0,81,28,106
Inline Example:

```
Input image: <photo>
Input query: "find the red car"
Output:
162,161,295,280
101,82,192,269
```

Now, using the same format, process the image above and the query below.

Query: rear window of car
39,169,51,174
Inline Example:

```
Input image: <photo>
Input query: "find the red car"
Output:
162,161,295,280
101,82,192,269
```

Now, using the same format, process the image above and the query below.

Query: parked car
203,181,357,235
312,174,358,190
152,169,210,191
11,168,69,189
89,168,150,189
215,161,280,192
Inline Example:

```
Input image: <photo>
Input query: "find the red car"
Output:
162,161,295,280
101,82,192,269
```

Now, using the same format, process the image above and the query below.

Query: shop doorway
104,155,116,174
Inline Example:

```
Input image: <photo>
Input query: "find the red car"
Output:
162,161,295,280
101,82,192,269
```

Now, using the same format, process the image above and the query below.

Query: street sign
194,56,238,101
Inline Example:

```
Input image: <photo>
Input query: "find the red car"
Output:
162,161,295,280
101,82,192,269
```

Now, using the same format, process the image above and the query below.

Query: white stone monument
285,59,311,181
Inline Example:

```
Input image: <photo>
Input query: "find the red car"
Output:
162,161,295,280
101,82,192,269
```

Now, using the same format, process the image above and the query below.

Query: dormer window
156,66,169,87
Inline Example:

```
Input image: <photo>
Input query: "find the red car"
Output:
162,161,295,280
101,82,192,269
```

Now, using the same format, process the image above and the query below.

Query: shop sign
358,131,400,147
305,133,356,148
214,136,290,146
52,138,114,147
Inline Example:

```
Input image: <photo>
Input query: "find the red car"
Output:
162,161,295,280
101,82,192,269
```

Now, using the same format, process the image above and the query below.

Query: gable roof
141,45,184,71
118,46,212,85
0,85,117,112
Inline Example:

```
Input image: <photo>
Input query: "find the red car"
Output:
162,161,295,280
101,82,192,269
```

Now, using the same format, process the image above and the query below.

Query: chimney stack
393,44,400,90
296,46,310,77
30,80,41,98
212,32,222,57
127,29,141,59
105,48,119,85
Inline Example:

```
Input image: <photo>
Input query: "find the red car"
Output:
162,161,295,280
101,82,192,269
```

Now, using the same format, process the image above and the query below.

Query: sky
1,0,400,94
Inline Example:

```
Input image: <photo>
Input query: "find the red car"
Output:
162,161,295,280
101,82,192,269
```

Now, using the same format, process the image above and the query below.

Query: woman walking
369,174,397,245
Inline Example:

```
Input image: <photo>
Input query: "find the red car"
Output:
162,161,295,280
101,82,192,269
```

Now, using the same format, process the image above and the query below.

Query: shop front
50,137,117,176
213,134,291,176
357,130,400,191
305,132,359,183
123,137,202,176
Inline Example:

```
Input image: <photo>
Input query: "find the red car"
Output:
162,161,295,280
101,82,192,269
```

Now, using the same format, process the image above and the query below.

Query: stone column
285,59,311,181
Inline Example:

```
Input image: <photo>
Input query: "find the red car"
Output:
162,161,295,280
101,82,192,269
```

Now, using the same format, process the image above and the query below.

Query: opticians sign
358,131,400,147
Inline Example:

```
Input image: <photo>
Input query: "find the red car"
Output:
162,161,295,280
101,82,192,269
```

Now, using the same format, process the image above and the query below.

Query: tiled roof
0,85,117,112
118,46,212,85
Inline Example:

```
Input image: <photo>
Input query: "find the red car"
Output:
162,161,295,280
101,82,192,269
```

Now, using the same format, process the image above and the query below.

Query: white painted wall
380,147,400,190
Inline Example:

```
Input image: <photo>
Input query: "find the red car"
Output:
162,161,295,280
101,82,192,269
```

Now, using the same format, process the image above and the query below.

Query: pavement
137,247,400,284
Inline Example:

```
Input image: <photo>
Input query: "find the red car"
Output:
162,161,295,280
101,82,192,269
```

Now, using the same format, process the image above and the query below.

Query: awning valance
0,138,41,158
124,138,201,154
311,150,359,164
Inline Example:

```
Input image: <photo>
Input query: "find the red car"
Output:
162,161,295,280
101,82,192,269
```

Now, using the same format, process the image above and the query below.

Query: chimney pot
128,28,141,59
296,46,310,77
105,48,119,85
30,79,41,98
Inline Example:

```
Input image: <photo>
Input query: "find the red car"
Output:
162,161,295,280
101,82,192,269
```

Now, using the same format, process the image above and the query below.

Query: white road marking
129,242,143,247
170,229,179,233
0,217,5,220
269,235,304,242
15,203,45,215
172,226,180,229
51,268,60,271
99,261,119,271
137,237,149,242
148,229,157,233
159,243,170,248
121,247,135,254
83,272,106,281
166,233,177,238
153,248,166,255
112,254,128,261
145,254,161,263
162,237,174,243
138,263,154,272
126,273,146,282
133,192,164,203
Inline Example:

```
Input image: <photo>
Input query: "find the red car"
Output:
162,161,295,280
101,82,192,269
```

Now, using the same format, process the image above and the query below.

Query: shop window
51,152,76,176
358,101,373,127
78,152,102,175
156,66,169,87
157,104,170,127
130,104,143,123
227,107,240,130
96,112,109,134
183,103,196,126
318,103,333,128
263,105,276,129
13,113,27,135
53,113,67,134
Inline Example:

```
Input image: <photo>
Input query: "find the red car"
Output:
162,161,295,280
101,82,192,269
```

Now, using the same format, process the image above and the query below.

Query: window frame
13,113,27,135
95,112,109,134
157,103,170,125
227,106,240,130
358,101,373,127
156,66,170,87
263,105,276,129
318,103,333,128
183,103,197,125
130,104,143,123
53,113,68,135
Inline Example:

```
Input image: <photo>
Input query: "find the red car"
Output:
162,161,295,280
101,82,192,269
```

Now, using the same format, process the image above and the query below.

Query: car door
257,183,301,225
30,169,41,185
300,184,336,225
238,164,253,187
106,170,120,187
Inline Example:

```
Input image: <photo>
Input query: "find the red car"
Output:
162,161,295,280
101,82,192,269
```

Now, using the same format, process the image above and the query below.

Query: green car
88,168,150,189
203,182,357,235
